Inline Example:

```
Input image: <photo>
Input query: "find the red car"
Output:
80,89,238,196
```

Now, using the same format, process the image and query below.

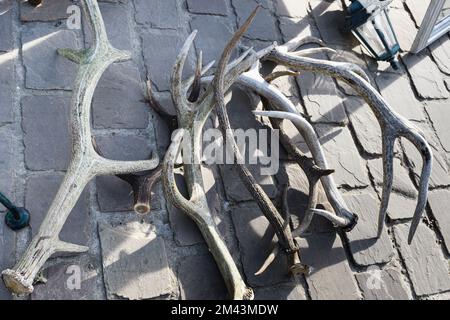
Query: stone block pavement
0,0,449,300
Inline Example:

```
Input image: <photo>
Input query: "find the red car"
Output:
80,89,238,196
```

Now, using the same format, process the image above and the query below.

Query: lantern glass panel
352,18,386,59
373,9,398,56
352,9,398,61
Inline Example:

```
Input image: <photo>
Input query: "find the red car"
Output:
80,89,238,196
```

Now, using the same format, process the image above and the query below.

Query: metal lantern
346,0,400,69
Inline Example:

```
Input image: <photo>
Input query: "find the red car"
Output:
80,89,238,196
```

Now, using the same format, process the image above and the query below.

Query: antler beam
2,0,159,296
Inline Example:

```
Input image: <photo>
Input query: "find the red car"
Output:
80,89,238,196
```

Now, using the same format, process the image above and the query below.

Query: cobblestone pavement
1,0,450,300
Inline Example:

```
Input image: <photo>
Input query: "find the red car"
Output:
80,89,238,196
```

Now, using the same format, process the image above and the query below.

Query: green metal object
0,192,30,231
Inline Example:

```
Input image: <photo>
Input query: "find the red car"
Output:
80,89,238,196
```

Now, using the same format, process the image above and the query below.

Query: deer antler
264,39,432,243
161,8,274,299
1,0,159,296
215,58,356,275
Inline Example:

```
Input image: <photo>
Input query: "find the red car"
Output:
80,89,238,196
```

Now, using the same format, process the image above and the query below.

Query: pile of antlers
2,1,432,300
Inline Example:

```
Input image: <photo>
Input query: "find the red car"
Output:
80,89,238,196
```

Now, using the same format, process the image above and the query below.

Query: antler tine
264,70,300,83
255,245,279,276
82,0,129,61
188,50,203,102
377,135,395,237
171,30,198,112
403,130,433,244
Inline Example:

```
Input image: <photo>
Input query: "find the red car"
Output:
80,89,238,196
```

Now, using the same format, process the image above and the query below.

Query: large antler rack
205,21,432,274
2,0,159,296
160,8,275,300
261,36,432,243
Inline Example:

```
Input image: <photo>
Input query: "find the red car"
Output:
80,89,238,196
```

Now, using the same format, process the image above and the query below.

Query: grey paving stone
99,221,173,300
190,15,234,65
425,100,450,152
296,65,348,124
309,0,355,47
383,192,418,220
0,126,14,197
96,175,161,212
344,193,394,266
0,55,14,123
93,61,149,129
232,0,278,41
367,157,417,198
186,0,228,16
279,14,320,43
22,95,71,171
134,0,181,29
430,35,450,75
93,134,153,161
22,24,81,90
355,268,411,300
20,0,72,22
404,0,428,25
390,8,418,52
0,7,13,52
312,124,370,188
394,223,450,296
178,254,228,300
26,173,90,245
344,96,382,156
254,282,307,300
167,171,204,246
32,257,104,300
274,0,308,18
402,122,450,189
375,73,426,122
231,202,291,287
220,165,278,202
297,232,360,300
428,189,450,254
0,213,15,300
402,53,448,99
142,31,193,91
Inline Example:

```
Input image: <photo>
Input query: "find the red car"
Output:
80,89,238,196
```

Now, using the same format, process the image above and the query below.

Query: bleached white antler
2,0,159,296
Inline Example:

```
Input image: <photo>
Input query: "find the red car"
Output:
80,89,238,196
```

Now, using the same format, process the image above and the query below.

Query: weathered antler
161,9,272,299
263,36,432,243
2,0,159,296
